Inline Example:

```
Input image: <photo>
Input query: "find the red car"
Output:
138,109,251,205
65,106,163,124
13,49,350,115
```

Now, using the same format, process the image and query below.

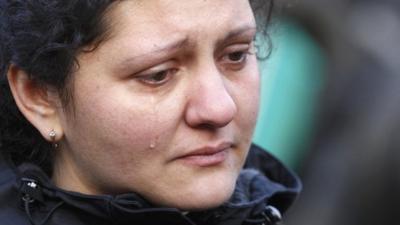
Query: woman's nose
184,67,237,129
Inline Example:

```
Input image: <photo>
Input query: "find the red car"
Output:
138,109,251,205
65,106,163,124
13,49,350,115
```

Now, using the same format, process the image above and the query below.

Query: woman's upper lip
175,142,233,159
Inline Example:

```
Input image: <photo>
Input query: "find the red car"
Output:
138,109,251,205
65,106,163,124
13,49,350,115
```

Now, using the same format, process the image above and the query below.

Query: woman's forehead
96,0,256,56
106,0,255,35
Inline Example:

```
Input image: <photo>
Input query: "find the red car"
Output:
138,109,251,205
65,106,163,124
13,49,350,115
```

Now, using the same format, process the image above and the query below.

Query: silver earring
49,130,56,139
49,130,58,148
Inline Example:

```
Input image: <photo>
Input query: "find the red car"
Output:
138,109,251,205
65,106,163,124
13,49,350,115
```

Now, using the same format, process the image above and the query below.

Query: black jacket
0,144,301,225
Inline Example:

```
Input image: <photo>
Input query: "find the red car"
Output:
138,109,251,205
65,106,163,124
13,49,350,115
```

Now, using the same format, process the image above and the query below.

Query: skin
51,0,260,210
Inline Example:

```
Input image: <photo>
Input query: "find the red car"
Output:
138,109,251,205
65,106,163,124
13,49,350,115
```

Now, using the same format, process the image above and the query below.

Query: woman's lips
175,143,232,167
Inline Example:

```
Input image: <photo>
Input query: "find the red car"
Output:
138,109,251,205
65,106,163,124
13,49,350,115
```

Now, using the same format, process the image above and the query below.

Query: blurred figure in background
273,0,400,225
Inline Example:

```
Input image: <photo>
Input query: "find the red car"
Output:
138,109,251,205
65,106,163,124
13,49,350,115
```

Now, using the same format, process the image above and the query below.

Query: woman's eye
227,51,248,62
221,49,251,71
220,43,254,70
136,69,177,86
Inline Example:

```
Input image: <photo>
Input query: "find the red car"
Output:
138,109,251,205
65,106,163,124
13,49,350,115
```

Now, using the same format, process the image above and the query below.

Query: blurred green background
252,20,326,170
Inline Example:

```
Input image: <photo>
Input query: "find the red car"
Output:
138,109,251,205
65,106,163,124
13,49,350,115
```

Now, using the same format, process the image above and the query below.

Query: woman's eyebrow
119,37,189,66
117,25,256,68
216,25,257,46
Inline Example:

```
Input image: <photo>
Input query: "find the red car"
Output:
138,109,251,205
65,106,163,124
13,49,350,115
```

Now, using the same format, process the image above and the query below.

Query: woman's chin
157,177,237,211
172,191,234,211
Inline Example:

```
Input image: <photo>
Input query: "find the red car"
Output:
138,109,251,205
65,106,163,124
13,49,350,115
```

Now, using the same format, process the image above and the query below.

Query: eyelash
136,68,178,86
223,50,251,64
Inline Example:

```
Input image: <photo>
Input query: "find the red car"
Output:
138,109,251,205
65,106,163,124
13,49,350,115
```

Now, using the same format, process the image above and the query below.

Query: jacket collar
15,144,301,225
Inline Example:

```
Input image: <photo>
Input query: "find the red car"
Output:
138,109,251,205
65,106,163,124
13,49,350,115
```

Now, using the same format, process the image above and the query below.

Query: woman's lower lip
178,149,228,167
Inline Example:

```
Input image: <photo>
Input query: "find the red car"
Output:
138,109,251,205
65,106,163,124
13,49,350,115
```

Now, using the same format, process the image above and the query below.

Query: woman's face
55,0,260,210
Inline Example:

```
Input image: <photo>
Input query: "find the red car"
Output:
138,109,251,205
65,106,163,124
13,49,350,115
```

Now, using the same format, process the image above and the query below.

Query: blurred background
252,0,400,224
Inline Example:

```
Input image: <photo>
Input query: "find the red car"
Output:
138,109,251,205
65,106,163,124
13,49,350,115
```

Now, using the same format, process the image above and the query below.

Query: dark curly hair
0,0,274,175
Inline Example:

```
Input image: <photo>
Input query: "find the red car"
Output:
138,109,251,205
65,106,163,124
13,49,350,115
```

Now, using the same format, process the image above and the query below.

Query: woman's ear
7,64,64,142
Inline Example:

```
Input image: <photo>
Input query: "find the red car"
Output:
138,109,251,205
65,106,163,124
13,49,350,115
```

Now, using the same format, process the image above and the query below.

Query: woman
0,0,301,225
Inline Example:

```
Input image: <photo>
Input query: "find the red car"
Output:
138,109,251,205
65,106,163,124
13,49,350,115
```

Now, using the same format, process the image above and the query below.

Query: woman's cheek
235,60,260,131
105,94,182,153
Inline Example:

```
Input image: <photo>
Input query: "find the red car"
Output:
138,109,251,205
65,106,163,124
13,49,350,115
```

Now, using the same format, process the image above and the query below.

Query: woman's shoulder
0,155,31,225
